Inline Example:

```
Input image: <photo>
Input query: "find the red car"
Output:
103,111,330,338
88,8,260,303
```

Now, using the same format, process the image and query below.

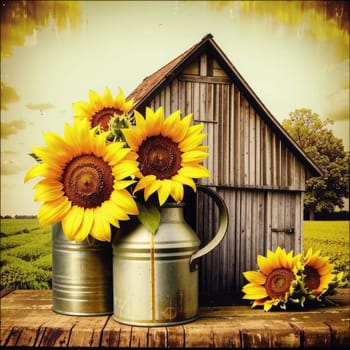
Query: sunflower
122,106,210,206
24,118,139,243
242,247,302,311
73,87,134,132
303,248,335,297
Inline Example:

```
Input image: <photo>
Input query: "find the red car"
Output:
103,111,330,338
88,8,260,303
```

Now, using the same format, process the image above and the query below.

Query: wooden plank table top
1,289,349,348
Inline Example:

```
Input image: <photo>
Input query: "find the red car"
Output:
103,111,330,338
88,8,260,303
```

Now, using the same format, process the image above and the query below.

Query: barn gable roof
128,33,322,177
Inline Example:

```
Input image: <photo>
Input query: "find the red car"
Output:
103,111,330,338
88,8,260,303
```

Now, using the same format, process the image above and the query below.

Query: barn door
264,191,303,255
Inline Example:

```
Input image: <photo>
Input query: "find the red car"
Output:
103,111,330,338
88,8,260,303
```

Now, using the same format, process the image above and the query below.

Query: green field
303,220,349,285
1,218,349,289
0,218,52,289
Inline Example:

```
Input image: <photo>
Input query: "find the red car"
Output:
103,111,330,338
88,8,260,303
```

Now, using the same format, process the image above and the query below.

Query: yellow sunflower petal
111,189,139,215
114,87,126,109
90,206,111,242
113,179,136,190
122,128,143,151
43,131,74,155
89,89,103,111
24,164,44,183
182,150,208,163
310,256,329,269
72,101,91,118
104,140,124,160
146,106,164,136
34,182,64,202
257,254,274,275
102,200,130,227
178,165,210,179
162,110,181,136
112,160,138,180
278,248,289,268
73,208,94,243
305,249,321,265
252,299,266,308
92,132,108,157
35,178,63,190
318,273,335,291
134,110,148,138
243,271,266,285
169,113,191,143
105,143,131,166
38,196,71,227
187,123,204,137
172,174,196,192
133,175,157,193
144,179,161,201
242,284,268,300
177,114,192,138
103,87,114,107
158,180,172,206
285,250,295,269
266,249,281,269
179,132,207,152
318,263,334,276
62,205,85,241
304,248,313,263
124,98,134,113
263,299,275,312
170,180,184,203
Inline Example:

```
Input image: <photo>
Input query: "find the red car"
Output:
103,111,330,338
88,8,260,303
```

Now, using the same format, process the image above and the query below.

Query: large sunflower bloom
122,107,210,206
242,247,302,311
24,118,139,243
73,87,134,131
303,248,335,296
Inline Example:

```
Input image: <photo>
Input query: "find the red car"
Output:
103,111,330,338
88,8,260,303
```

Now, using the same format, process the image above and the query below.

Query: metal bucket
51,222,113,316
112,186,228,326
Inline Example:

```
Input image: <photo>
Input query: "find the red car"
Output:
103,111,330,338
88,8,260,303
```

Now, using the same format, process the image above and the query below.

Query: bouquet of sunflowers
242,247,346,311
24,87,209,242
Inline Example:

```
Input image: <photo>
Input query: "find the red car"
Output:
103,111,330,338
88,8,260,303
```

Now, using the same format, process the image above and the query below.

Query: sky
1,0,349,216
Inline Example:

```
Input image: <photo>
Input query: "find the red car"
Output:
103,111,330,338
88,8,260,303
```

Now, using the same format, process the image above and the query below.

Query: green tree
282,108,349,220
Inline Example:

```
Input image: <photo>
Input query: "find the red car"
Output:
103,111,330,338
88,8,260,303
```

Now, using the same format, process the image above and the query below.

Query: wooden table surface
1,289,349,348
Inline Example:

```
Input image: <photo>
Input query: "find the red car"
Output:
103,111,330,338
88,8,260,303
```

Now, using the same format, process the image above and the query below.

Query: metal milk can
52,222,113,316
112,185,228,326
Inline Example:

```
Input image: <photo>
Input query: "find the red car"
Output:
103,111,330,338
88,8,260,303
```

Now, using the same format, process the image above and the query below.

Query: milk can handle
189,185,229,271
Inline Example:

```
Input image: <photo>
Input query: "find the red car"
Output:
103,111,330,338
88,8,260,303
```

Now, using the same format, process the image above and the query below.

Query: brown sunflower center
62,154,114,208
92,107,123,131
304,266,321,291
138,136,182,180
265,268,295,300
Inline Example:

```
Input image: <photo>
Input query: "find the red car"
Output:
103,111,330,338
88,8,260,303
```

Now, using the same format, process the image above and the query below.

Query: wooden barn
127,34,322,295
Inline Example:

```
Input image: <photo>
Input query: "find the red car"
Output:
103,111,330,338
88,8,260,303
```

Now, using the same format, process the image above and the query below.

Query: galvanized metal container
51,222,113,316
112,186,228,326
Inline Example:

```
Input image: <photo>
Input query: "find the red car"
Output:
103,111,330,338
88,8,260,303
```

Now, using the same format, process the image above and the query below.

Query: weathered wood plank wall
150,78,306,190
146,53,307,293
196,189,303,293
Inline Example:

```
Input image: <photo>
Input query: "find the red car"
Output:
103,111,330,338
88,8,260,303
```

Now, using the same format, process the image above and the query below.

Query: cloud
325,88,350,121
26,102,55,111
1,160,22,175
1,82,20,110
1,120,27,139
1,153,23,175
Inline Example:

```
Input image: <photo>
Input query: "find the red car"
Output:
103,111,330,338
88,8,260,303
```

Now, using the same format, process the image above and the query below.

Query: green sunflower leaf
137,202,161,235
289,298,300,304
